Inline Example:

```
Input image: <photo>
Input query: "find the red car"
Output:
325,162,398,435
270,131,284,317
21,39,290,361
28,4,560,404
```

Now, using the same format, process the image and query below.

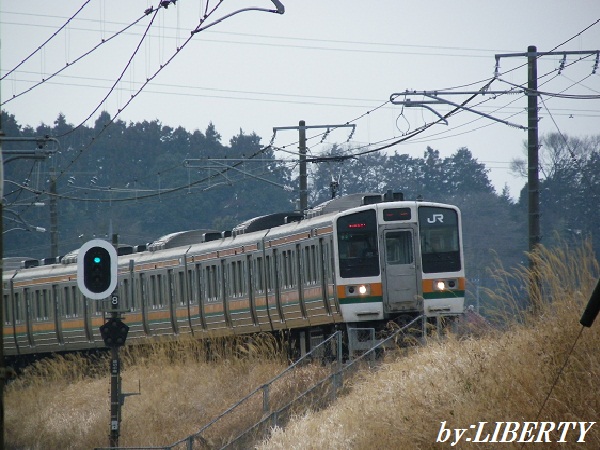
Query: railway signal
100,317,129,347
77,239,117,300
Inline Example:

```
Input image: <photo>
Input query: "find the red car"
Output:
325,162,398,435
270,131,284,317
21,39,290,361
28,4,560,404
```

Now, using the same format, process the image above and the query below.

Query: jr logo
427,214,444,223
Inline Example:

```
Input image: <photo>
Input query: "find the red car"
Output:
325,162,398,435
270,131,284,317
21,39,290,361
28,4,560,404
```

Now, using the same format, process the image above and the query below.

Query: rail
95,315,425,450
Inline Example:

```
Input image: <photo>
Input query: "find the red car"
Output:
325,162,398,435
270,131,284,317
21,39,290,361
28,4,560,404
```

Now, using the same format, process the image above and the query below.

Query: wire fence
95,315,425,450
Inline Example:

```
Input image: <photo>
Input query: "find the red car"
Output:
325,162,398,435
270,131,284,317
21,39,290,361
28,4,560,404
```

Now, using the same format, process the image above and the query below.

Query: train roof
232,212,303,236
147,229,222,251
4,191,446,276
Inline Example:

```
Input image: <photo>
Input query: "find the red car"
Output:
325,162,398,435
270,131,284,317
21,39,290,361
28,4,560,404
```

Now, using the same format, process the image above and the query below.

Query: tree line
2,110,599,310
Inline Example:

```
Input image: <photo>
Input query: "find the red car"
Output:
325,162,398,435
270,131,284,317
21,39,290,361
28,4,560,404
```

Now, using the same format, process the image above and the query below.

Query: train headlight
346,284,370,296
433,279,458,291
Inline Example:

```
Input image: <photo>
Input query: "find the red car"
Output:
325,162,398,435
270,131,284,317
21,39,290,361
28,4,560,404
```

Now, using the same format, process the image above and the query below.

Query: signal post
77,239,128,448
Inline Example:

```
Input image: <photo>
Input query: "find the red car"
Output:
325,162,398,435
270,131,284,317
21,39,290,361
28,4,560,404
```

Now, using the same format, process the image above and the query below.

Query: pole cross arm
192,1,285,35
389,90,527,130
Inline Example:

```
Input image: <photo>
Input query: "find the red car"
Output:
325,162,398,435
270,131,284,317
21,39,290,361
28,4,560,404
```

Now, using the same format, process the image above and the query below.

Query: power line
1,8,155,106
0,0,93,81
0,12,515,59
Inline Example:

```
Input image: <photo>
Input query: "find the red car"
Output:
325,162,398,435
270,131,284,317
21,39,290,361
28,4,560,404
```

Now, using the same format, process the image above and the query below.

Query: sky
2,0,600,201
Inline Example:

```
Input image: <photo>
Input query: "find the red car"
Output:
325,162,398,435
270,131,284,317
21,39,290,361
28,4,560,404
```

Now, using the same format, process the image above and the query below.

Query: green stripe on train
423,290,465,300
338,296,382,305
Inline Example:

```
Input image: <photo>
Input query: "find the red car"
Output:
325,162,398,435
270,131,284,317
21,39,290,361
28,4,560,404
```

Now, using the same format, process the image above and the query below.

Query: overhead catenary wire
1,8,156,107
0,0,93,82
4,7,600,208
49,1,230,183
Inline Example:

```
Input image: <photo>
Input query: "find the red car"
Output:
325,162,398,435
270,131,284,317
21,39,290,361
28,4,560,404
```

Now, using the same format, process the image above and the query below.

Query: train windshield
337,209,380,278
418,206,461,273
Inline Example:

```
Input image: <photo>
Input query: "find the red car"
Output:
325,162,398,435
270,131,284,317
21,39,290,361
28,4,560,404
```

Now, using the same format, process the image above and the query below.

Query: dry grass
6,240,600,449
5,333,295,449
259,240,600,449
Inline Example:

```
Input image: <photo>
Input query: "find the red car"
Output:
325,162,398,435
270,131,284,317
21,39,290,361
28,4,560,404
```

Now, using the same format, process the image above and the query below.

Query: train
2,191,466,359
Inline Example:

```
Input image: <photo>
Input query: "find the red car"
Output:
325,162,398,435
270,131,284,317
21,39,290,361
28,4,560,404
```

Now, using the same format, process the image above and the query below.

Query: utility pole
527,45,541,309
1,34,6,449
273,121,356,212
0,113,5,450
393,46,598,310
50,167,59,258
298,120,307,212
1,135,59,449
495,46,599,309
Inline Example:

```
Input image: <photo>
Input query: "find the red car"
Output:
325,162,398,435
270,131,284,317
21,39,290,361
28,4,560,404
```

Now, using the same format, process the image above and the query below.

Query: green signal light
94,256,101,263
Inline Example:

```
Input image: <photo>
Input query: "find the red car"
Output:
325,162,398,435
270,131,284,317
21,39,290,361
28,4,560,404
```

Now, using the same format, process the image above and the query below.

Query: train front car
333,200,465,332
416,203,465,318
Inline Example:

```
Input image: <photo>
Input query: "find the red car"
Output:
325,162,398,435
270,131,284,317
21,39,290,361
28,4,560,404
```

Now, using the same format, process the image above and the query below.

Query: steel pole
299,120,307,212
527,45,541,310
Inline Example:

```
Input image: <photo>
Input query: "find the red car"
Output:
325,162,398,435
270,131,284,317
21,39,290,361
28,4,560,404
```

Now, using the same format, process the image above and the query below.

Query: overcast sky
2,1,600,200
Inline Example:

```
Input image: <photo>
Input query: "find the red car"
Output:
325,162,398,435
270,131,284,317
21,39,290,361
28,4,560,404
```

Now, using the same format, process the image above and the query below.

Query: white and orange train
3,192,466,358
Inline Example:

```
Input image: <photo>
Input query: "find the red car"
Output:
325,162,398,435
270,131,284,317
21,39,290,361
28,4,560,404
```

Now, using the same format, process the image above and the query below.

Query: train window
187,269,196,304
205,266,211,301
64,287,71,317
385,231,414,265
122,278,130,310
312,245,319,284
304,245,319,285
158,274,165,307
72,286,80,316
139,273,147,308
418,206,461,273
322,242,332,284
337,209,380,278
240,261,246,296
14,292,21,323
206,265,219,302
130,277,138,311
150,275,157,308
178,271,185,305
195,264,203,304
266,256,274,293
233,260,245,297
281,252,288,288
52,285,60,318
281,249,296,288
304,247,312,285
166,270,173,306
3,294,11,325
230,261,237,297
35,290,42,320
232,262,237,297
44,289,52,320
383,208,411,221
255,258,265,293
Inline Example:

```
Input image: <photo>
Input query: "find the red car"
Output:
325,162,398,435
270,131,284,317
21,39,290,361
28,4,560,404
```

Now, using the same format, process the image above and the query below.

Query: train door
24,288,35,347
195,263,207,330
271,249,285,325
381,226,420,313
221,259,233,328
52,285,64,345
167,270,179,333
247,255,258,326
139,273,151,335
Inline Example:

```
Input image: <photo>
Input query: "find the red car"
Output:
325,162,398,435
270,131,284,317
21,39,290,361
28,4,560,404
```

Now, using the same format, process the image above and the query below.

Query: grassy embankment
6,240,600,449
259,240,600,449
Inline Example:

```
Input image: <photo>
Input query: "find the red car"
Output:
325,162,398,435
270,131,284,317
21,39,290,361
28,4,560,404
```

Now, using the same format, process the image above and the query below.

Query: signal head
77,239,118,300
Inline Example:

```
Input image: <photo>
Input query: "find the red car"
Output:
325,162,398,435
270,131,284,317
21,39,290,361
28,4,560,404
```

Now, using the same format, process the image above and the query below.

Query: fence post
262,383,270,415
332,331,344,399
